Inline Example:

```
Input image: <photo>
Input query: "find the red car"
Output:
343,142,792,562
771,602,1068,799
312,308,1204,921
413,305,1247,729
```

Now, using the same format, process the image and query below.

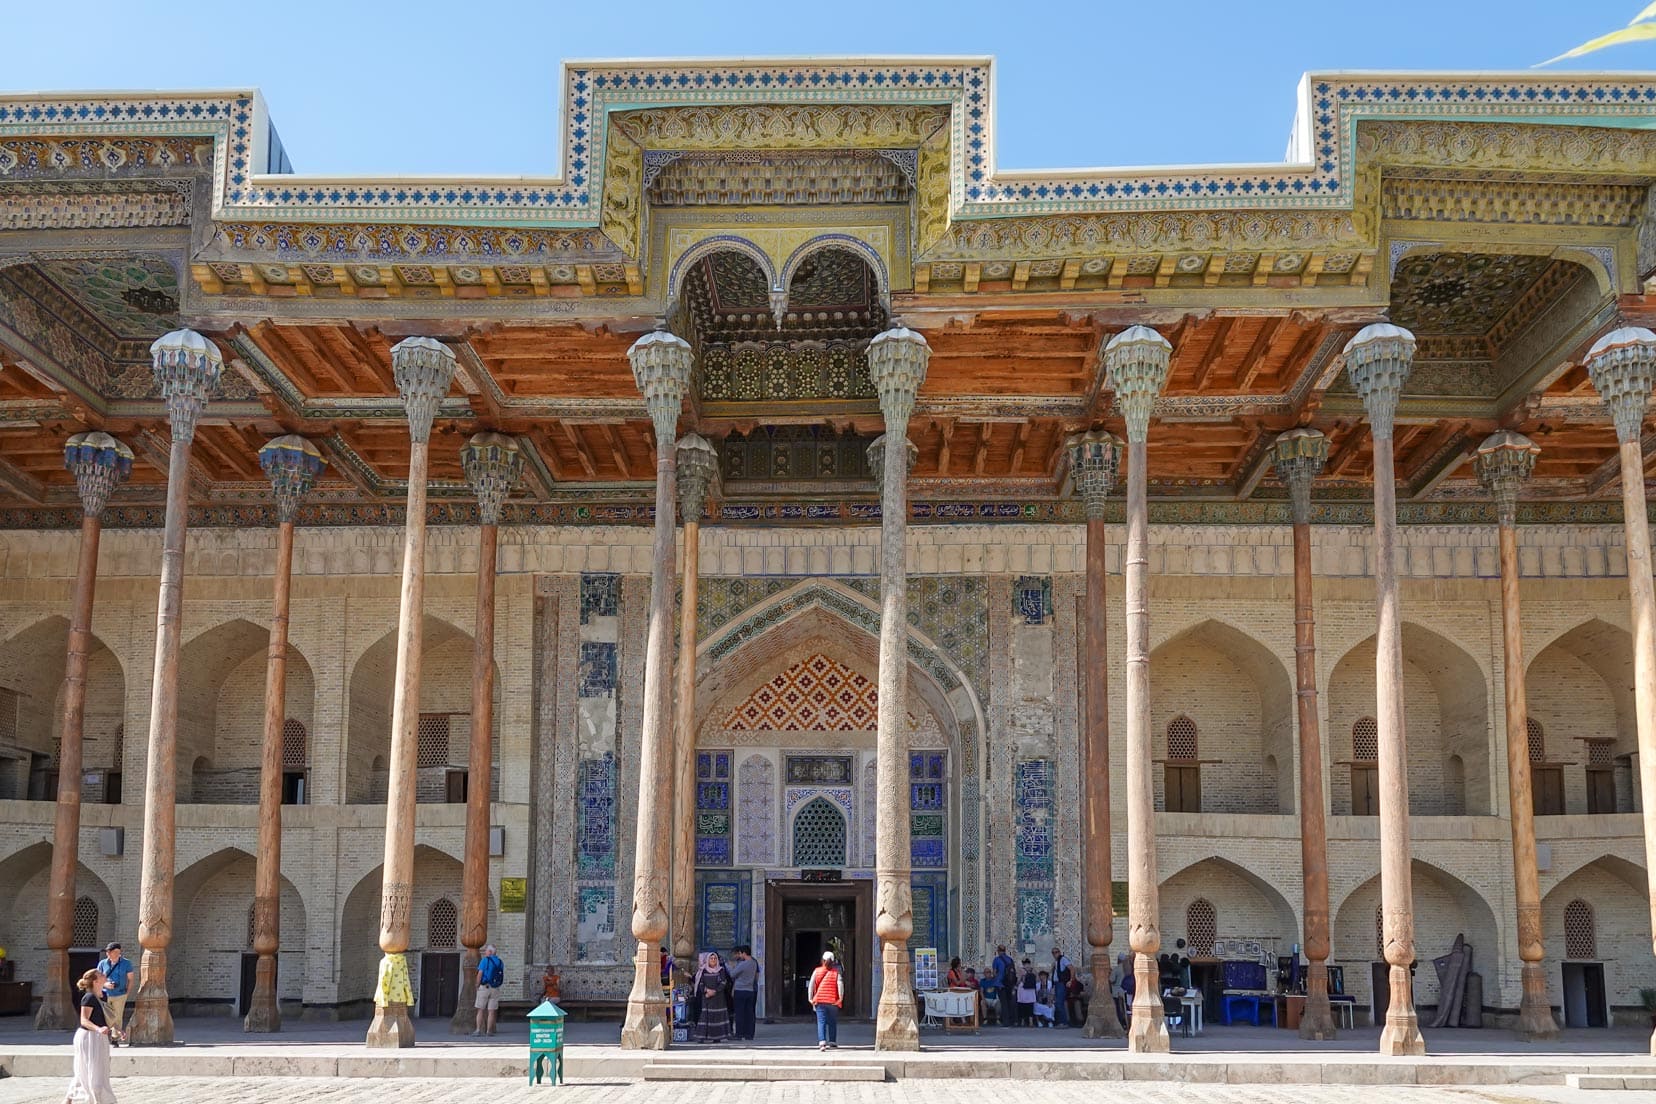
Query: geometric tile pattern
910,751,946,869
575,753,618,878
1014,758,1055,881
726,653,878,731
735,754,775,866
696,750,732,866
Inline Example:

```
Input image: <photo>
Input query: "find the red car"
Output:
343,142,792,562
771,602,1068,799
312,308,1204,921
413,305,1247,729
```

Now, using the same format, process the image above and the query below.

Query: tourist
1016,957,1038,1026
95,943,132,1045
1033,970,1056,1027
946,956,966,988
728,945,759,1041
63,967,116,1104
807,950,842,1051
1065,971,1088,1027
1050,946,1073,1028
691,951,732,1043
471,943,504,1036
991,944,1016,1027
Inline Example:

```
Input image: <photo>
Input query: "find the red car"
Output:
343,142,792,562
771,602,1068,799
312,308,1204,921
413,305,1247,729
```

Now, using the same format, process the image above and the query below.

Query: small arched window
1375,905,1385,958
1185,898,1216,956
1564,899,1597,960
1527,717,1546,763
282,719,308,769
428,898,459,949
246,904,258,949
1166,717,1198,762
72,896,99,948
1352,718,1379,762
792,797,848,867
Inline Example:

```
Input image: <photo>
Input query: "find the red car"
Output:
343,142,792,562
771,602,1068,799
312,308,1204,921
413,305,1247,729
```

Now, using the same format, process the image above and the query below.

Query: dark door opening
238,951,260,1015
445,770,468,804
420,951,460,1018
282,771,307,805
1561,962,1608,1028
764,880,872,1020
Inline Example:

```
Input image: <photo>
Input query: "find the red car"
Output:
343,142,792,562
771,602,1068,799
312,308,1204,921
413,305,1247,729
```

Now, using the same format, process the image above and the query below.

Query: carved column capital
1104,326,1171,444
628,327,693,446
1273,428,1329,526
390,337,456,445
675,433,720,523
460,432,524,527
258,435,325,524
867,322,930,432
1066,429,1121,521
1584,326,1656,444
64,431,133,519
149,329,223,444
1473,431,1540,527
1344,323,1416,439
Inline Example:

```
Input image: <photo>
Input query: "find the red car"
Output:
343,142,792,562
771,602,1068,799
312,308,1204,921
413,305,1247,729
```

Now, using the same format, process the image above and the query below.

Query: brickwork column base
1125,954,1169,1053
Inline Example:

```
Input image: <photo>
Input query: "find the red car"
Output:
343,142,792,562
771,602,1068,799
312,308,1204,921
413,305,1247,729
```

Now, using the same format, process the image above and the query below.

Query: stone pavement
0,1080,1651,1104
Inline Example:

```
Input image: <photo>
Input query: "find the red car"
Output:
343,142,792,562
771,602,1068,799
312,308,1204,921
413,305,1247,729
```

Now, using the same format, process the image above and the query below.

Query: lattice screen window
1185,898,1216,956
1587,738,1613,767
1375,905,1385,957
428,898,459,949
416,714,451,769
246,905,257,949
282,719,308,770
0,687,18,745
792,797,847,867
72,896,98,947
1564,899,1597,960
111,724,124,767
1167,716,1198,762
1353,717,1379,762
1527,717,1546,763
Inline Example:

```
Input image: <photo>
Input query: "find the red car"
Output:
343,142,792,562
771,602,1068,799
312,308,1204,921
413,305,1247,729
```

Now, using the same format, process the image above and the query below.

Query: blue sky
3,0,1648,176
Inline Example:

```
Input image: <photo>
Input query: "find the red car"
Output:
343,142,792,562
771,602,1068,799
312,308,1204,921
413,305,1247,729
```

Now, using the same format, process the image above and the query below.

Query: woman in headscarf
691,950,733,1043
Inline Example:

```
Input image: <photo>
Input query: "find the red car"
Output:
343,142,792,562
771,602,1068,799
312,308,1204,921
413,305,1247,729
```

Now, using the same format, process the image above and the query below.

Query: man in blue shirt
96,942,133,1043
471,943,505,1036
990,945,1016,1027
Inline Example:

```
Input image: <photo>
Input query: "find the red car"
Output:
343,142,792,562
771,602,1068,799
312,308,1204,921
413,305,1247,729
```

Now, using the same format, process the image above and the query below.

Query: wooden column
1105,325,1172,1054
245,436,323,1033
670,434,719,984
453,433,523,1032
1346,323,1425,1057
621,328,692,1051
1474,431,1558,1041
131,331,221,1046
35,433,131,1031
1582,327,1656,1056
1274,428,1336,1040
1066,430,1125,1039
868,323,928,1053
366,337,457,1049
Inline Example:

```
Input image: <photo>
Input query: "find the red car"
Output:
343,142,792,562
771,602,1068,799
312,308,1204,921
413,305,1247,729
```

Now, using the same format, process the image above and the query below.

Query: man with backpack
471,943,505,1036
990,944,1016,1027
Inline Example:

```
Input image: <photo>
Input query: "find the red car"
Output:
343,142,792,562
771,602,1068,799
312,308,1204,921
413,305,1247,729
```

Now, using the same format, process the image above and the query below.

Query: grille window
1527,717,1545,763
72,896,98,947
1185,898,1216,956
247,905,257,949
791,797,847,867
1375,905,1385,958
282,719,308,769
416,714,451,769
0,686,18,745
1587,738,1613,767
1564,899,1597,960
428,898,459,949
1353,717,1379,762
1167,716,1198,761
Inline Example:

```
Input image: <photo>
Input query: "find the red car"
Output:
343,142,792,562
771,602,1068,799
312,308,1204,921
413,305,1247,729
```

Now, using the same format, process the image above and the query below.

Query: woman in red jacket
807,950,843,1051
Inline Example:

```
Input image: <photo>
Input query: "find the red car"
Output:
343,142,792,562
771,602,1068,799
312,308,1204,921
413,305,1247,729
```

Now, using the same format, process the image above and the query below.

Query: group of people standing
973,945,1087,1028
685,945,761,1043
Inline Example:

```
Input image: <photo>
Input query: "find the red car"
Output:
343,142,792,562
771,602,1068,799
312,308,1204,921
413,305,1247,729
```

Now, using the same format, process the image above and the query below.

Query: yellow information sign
500,876,527,914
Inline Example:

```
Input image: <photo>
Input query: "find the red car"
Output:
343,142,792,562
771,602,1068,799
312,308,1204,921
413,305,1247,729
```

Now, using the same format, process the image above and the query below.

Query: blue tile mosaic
575,754,617,879
1014,576,1052,625
577,641,617,697
580,572,620,624
696,837,732,865
1014,758,1055,881
910,782,944,811
1017,888,1053,948
912,837,946,869
696,748,733,867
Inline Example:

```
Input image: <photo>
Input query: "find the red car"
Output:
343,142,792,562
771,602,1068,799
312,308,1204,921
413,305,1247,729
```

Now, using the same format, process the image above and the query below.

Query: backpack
1021,969,1037,990
483,955,504,988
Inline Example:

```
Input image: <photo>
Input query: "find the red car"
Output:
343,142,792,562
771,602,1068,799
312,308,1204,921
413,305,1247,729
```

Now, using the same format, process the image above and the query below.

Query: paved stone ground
0,1082,1651,1104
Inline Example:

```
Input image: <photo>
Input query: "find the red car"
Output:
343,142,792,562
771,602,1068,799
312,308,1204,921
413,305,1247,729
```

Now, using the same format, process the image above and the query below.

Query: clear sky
2,0,1649,177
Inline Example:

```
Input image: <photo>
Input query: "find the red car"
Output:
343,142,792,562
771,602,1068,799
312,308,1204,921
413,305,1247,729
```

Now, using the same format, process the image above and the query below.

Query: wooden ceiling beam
251,323,326,395
1189,318,1235,391
1008,420,1033,476
1327,425,1368,477
935,418,956,475
1235,318,1284,390
603,424,633,479
341,324,397,392
561,423,599,478
284,326,359,393
973,423,991,476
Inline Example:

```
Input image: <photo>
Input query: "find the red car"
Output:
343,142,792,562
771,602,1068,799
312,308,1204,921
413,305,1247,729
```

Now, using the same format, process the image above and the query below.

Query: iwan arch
0,56,1653,1056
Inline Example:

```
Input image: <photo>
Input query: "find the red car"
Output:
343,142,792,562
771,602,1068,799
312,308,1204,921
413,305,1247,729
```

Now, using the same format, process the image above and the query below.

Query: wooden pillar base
365,1002,415,1049
127,948,174,1046
33,948,74,1031
1517,962,1560,1041
451,947,481,1034
242,953,281,1033
619,941,669,1050
875,940,920,1051
1378,965,1424,1056
1081,949,1124,1038
1298,963,1336,1040
1126,954,1169,1053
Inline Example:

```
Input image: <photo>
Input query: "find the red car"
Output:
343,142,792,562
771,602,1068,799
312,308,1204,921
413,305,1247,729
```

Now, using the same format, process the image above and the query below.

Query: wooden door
1587,767,1616,814
1351,767,1379,816
419,952,460,1018
1532,767,1565,817
1165,765,1202,813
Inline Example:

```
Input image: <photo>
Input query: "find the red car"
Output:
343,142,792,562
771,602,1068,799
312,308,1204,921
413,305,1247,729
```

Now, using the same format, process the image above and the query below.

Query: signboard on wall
500,877,527,913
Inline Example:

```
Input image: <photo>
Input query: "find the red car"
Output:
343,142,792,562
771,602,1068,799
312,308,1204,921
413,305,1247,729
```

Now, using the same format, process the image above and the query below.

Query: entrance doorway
1561,962,1609,1028
764,879,872,1019
419,952,461,1018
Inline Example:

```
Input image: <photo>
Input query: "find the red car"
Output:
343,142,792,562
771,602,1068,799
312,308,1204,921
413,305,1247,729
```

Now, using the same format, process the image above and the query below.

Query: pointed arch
336,844,479,1011
165,846,308,1009
1541,854,1653,1005
1159,854,1299,946
666,235,778,306
779,235,890,308
1527,620,1636,805
1149,618,1294,814
1332,859,1500,1009
1327,622,1492,816
0,842,117,988
0,615,126,798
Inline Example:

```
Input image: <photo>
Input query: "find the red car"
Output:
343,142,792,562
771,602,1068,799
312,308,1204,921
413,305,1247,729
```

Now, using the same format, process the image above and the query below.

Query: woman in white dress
63,967,117,1104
